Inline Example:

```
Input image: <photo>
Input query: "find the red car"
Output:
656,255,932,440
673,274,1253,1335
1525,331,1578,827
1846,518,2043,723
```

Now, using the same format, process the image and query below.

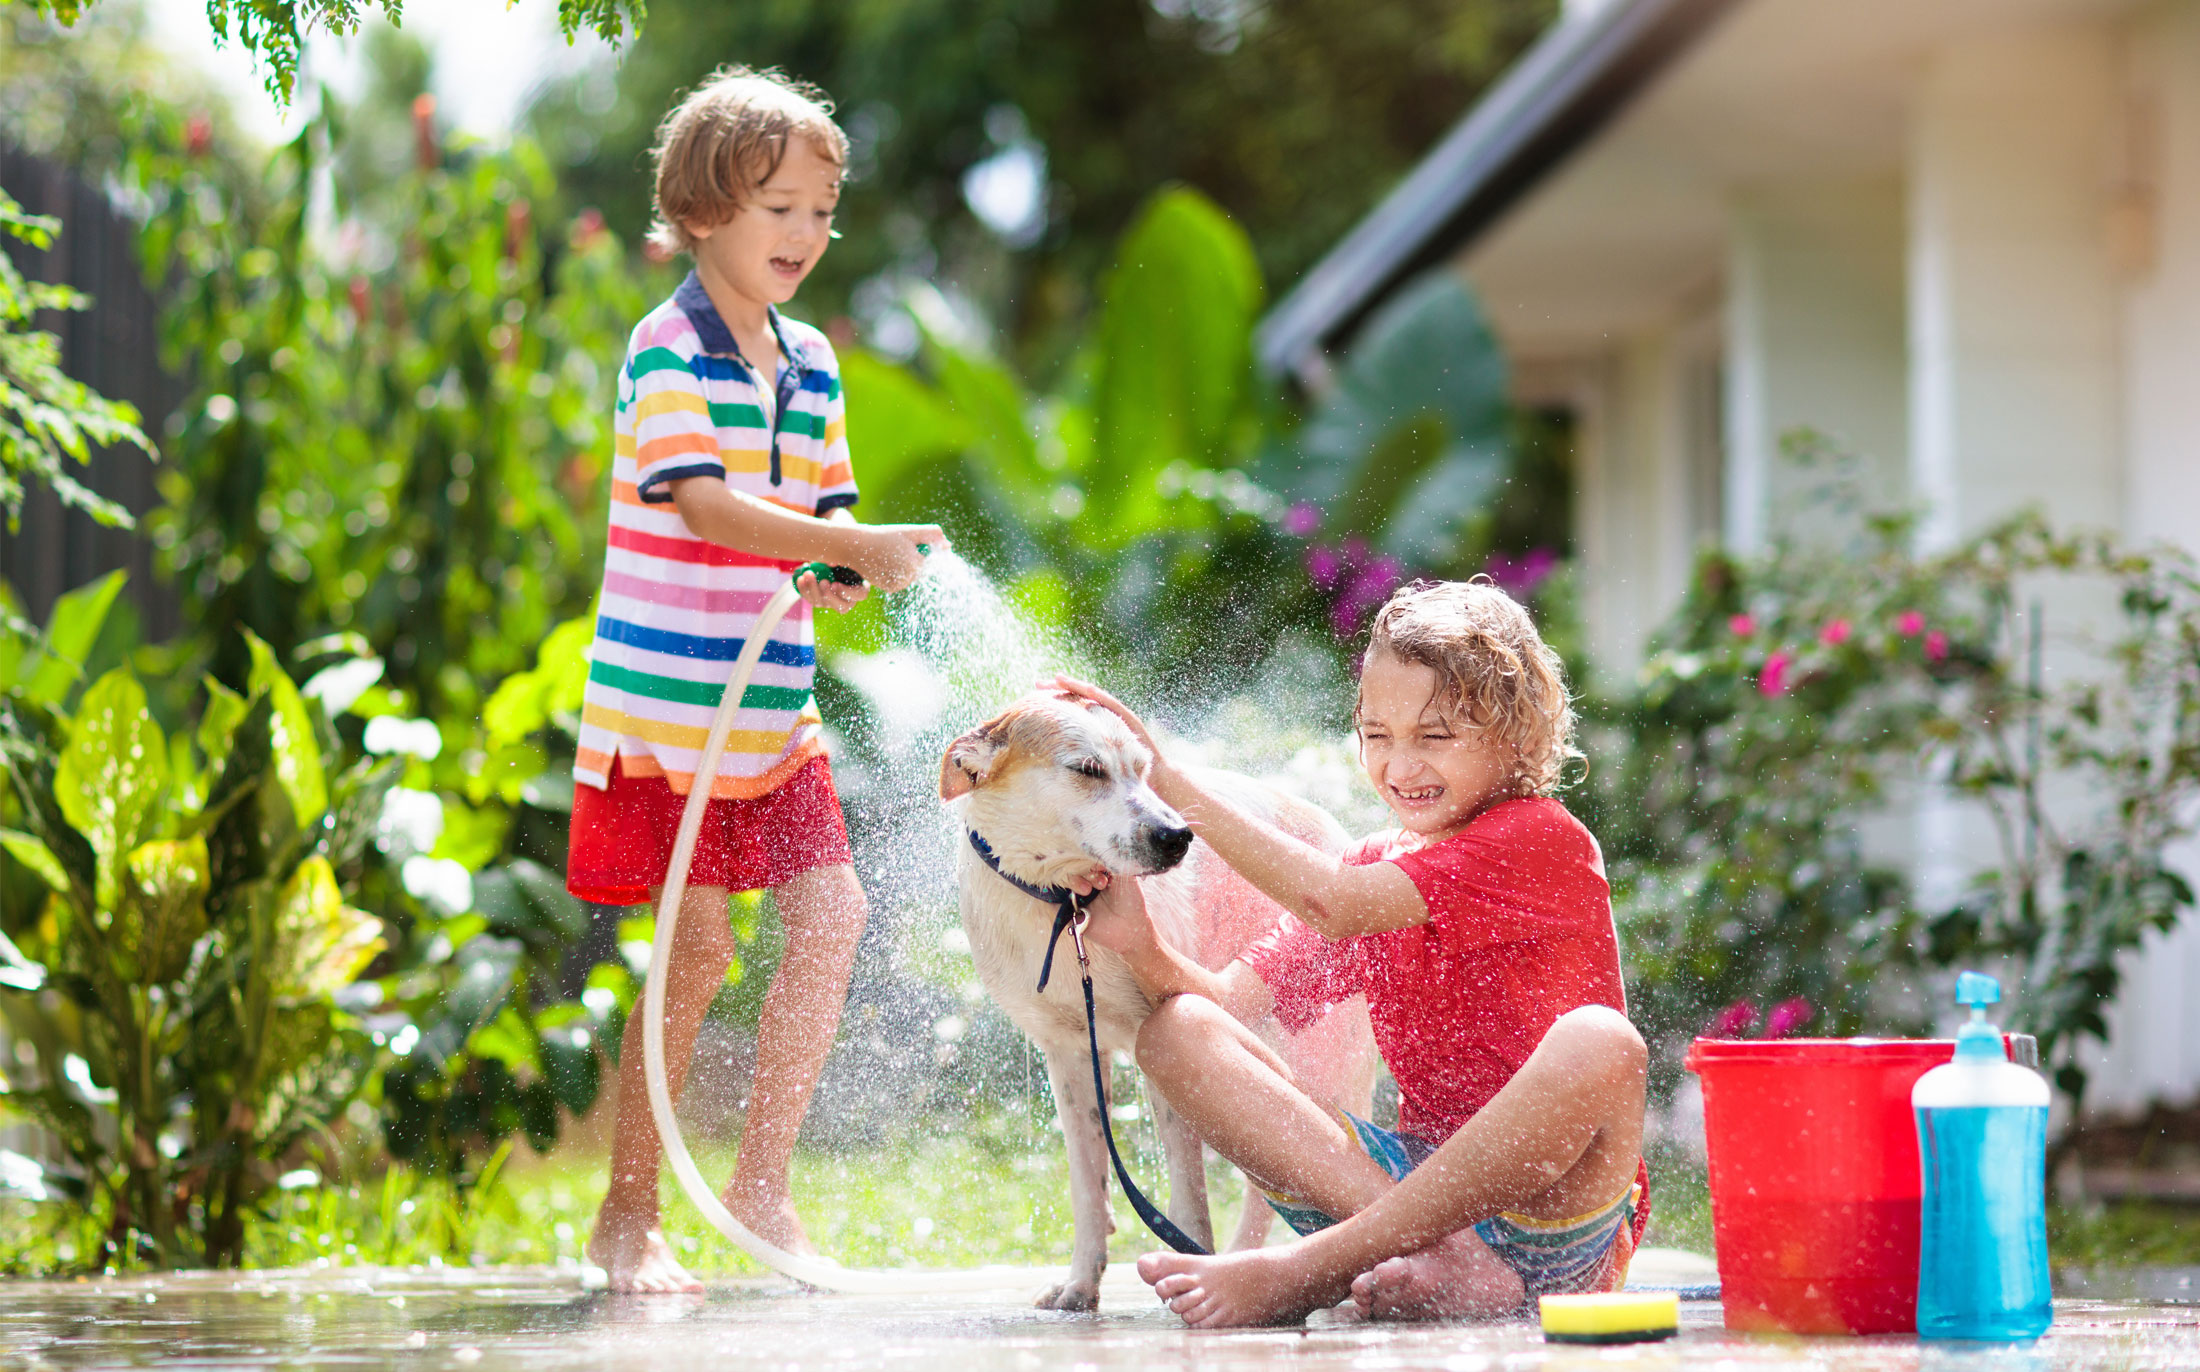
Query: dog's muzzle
1141,821,1194,871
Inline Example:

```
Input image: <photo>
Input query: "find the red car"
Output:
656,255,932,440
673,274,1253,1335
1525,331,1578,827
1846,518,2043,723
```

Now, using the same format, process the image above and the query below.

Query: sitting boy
1058,579,1647,1327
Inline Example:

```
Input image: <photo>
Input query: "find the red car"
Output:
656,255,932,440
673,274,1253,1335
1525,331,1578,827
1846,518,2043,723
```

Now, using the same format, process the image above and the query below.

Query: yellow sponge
1539,1292,1680,1344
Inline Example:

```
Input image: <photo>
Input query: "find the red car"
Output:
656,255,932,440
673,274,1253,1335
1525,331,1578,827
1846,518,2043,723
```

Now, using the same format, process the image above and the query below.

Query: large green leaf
1086,188,1263,542
15,572,124,706
53,669,168,905
121,836,211,984
0,827,71,895
270,855,383,1006
1267,271,1513,553
245,631,329,827
838,348,974,496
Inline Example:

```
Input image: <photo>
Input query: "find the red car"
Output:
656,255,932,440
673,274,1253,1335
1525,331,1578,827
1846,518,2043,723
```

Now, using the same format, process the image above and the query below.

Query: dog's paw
1035,1280,1101,1312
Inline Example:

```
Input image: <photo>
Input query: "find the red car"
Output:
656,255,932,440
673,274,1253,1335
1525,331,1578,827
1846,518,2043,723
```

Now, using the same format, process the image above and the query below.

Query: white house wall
1723,178,1910,554
1907,25,2127,550
2090,0,2200,1116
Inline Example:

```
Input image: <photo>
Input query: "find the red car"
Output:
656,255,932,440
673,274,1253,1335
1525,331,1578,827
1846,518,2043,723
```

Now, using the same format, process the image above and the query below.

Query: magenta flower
1925,630,1950,662
1763,997,1815,1039
1709,1001,1758,1038
1897,609,1925,637
1820,618,1852,646
1283,502,1322,537
1306,544,1345,591
1759,650,1793,697
1728,614,1757,638
1329,556,1408,639
1484,546,1559,598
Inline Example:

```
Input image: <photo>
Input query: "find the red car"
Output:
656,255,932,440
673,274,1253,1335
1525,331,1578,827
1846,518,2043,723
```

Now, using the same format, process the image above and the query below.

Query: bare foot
1347,1227,1522,1322
587,1219,704,1295
722,1181,817,1257
1136,1247,1350,1328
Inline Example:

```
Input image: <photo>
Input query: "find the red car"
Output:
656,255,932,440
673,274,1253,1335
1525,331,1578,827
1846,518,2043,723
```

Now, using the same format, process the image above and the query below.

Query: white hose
641,572,1062,1293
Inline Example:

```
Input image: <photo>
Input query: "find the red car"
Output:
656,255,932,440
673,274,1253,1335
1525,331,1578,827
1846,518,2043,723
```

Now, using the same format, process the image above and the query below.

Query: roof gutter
1254,0,1742,384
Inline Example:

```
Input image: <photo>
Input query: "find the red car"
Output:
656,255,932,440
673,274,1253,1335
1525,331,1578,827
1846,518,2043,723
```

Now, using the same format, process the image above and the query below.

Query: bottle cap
1953,970,2006,1060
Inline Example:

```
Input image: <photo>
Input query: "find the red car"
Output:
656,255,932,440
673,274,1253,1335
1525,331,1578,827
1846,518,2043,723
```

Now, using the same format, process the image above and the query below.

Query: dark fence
0,142,182,639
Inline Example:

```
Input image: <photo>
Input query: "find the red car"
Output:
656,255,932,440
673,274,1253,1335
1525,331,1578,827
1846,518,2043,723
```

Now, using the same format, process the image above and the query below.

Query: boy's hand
1051,676,1186,796
795,568,869,613
1080,874,1162,960
846,525,945,592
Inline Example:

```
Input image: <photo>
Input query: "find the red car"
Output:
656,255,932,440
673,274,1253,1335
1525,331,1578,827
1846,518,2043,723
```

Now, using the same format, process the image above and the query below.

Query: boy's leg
589,883,740,1294
1134,995,1401,1222
1140,1004,1647,1328
720,861,866,1252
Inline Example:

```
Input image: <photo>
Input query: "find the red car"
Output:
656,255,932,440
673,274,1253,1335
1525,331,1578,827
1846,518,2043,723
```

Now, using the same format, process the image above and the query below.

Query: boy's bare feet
1346,1227,1522,1322
587,1216,704,1295
722,1181,817,1256
1137,1247,1351,1328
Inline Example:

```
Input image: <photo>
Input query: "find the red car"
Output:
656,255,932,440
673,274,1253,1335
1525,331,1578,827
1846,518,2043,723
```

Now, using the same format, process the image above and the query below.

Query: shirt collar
674,270,806,377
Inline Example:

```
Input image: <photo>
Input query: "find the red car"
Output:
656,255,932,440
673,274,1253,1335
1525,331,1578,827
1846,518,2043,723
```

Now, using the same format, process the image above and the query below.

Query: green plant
0,188,152,530
1588,443,2200,1111
0,575,395,1267
828,187,1536,704
17,0,645,104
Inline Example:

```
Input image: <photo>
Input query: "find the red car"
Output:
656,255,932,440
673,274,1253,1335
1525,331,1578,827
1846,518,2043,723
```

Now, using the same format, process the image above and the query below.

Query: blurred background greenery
0,0,2194,1277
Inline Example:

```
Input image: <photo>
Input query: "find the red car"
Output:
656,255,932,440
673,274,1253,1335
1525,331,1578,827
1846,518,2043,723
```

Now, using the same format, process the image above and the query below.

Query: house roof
1253,0,1741,382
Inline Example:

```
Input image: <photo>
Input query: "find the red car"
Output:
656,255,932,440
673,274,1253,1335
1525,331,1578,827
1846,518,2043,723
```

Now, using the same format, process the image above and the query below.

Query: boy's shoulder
775,313,841,376
628,293,703,358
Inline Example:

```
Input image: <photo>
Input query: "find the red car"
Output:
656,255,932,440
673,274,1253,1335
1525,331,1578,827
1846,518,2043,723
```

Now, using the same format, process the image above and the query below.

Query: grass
4,1121,2194,1278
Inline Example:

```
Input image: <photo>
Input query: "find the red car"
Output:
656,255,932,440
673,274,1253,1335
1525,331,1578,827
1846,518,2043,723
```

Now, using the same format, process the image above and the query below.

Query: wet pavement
0,1262,2193,1370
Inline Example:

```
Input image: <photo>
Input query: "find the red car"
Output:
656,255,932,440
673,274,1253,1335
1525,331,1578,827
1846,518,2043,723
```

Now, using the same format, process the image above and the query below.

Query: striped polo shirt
574,272,858,799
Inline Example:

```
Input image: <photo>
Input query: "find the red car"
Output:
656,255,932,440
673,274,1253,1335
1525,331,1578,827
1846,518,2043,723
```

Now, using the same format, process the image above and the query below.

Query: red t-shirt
1242,797,1624,1144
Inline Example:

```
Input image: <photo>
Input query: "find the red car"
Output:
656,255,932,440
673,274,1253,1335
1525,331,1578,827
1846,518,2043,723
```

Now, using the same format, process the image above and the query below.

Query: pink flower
1484,547,1559,598
1897,610,1925,637
1925,630,1950,662
1820,618,1852,646
1306,544,1345,591
1283,502,1322,537
1709,1001,1758,1038
1759,651,1792,697
1728,614,1757,638
1330,556,1408,639
1763,997,1815,1039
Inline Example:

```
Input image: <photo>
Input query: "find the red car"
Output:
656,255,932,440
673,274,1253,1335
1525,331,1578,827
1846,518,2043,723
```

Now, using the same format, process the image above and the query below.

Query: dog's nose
1150,823,1194,868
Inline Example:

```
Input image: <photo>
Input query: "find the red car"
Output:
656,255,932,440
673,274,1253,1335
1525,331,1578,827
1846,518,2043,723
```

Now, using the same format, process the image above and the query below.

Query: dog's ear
939,720,1005,801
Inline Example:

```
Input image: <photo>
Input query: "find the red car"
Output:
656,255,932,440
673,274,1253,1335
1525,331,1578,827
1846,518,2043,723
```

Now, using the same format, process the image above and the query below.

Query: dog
939,691,1378,1310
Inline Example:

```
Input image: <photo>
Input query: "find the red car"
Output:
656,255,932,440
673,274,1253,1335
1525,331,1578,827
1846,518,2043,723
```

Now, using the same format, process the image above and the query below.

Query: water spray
640,551,1065,1294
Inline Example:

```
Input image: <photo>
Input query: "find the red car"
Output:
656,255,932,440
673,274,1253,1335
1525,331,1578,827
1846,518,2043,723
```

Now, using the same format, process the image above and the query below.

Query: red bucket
1684,1037,1959,1335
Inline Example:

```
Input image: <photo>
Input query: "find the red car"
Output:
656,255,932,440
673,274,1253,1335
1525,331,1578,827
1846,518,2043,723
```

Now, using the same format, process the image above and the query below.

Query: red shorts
565,754,853,905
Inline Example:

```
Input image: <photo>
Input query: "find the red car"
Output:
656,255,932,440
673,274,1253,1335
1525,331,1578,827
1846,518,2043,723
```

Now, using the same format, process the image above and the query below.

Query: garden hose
640,555,1049,1293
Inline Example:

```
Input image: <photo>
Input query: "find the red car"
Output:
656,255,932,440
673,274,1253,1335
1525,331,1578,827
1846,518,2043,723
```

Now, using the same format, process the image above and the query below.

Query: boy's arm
1056,678,1428,940
1082,877,1276,1024
668,476,938,592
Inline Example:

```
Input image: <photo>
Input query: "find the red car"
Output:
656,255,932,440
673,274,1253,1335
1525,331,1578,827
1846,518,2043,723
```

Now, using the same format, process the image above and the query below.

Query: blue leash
967,831,1210,1256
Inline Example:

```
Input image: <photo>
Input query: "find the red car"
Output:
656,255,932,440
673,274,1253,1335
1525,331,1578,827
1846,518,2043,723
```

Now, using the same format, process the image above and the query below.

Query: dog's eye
1071,759,1107,780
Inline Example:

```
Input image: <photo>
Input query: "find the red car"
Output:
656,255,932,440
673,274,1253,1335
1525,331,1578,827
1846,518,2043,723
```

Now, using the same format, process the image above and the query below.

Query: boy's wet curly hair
1360,578,1583,797
647,66,850,257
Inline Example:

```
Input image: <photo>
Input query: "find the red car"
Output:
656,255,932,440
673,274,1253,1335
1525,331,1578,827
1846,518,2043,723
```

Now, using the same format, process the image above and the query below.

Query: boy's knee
1548,1004,1648,1081
1135,995,1227,1082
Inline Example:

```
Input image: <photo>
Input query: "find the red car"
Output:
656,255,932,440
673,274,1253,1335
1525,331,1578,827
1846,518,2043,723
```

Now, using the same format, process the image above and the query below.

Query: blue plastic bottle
1912,972,2052,1341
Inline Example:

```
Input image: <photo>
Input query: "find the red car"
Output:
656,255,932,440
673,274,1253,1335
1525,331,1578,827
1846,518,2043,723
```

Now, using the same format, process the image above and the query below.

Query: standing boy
566,67,944,1294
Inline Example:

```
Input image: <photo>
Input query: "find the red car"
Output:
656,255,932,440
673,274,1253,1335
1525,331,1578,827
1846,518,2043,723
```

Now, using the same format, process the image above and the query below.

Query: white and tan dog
939,691,1377,1310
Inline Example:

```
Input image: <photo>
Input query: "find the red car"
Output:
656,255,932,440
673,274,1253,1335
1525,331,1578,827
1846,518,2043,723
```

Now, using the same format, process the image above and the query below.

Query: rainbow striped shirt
575,273,858,800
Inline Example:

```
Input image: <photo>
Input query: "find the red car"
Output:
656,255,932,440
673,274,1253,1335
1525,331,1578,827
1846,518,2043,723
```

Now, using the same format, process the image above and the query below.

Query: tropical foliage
0,574,391,1266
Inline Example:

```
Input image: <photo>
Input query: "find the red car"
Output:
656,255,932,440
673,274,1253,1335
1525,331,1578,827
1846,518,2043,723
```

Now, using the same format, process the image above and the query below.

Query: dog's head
939,692,1194,889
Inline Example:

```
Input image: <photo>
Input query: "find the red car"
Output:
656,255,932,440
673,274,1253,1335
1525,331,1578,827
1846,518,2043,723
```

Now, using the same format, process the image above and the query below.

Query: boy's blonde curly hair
647,66,850,257
1361,578,1582,797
